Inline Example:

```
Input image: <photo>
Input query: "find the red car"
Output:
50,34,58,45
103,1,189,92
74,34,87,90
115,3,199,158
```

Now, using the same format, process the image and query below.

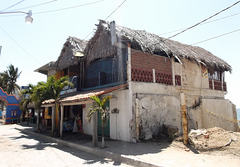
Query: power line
105,0,126,20
84,0,127,40
0,0,25,12
34,0,104,15
165,0,240,41
0,26,40,65
191,28,240,45
160,12,240,36
13,0,58,11
84,30,95,40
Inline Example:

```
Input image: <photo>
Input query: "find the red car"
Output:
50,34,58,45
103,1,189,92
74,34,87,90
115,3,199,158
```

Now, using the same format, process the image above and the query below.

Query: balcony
131,67,181,86
209,79,227,91
60,76,78,95
85,70,127,89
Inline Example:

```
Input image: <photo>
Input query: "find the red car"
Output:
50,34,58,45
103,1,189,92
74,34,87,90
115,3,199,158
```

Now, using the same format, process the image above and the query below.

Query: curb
16,128,161,167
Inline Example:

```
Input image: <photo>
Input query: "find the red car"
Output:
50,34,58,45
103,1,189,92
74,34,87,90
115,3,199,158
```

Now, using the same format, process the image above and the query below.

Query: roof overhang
35,61,56,75
41,84,128,107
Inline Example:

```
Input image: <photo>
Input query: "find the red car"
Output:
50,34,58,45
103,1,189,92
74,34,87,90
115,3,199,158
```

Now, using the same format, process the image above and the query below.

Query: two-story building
36,20,238,142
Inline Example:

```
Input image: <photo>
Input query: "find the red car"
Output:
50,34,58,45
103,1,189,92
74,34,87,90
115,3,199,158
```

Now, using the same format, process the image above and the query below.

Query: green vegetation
87,95,112,147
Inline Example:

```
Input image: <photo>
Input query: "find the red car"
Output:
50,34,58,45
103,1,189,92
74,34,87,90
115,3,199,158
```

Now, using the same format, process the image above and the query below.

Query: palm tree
1,64,21,95
45,75,73,135
87,95,111,148
0,73,7,91
0,64,21,115
20,84,35,123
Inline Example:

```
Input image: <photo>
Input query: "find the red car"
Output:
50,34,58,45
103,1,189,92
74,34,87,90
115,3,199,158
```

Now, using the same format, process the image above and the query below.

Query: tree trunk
22,110,26,122
52,104,56,135
92,112,98,147
1,101,4,111
101,116,105,148
36,108,40,130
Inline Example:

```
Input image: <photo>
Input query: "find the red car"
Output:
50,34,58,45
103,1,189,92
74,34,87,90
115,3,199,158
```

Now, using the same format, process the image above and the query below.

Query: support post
135,97,140,140
171,57,175,85
60,105,64,138
36,108,40,130
152,69,156,83
127,43,131,82
52,105,55,134
180,93,188,145
212,79,214,90
221,72,224,91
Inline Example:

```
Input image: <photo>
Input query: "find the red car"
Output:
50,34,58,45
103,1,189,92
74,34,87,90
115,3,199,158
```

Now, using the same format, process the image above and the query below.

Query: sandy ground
1,121,240,167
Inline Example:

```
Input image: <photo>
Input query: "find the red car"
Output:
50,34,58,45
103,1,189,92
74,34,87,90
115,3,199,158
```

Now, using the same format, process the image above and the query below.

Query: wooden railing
209,79,227,91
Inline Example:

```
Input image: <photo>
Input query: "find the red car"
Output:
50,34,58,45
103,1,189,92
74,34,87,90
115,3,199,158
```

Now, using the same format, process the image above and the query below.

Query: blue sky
0,0,239,108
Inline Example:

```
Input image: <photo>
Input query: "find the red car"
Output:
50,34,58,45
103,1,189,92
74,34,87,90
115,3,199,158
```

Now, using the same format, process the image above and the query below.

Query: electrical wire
0,0,25,12
13,0,58,11
165,0,240,41
191,28,240,45
0,26,40,65
104,0,126,20
34,0,104,15
160,12,240,36
84,0,127,40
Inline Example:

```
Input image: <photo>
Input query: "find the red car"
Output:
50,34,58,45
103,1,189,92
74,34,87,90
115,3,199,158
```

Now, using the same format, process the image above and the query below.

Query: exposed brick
131,49,172,74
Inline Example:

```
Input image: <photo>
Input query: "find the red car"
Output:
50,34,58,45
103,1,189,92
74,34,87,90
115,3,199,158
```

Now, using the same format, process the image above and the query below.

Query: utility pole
180,92,188,145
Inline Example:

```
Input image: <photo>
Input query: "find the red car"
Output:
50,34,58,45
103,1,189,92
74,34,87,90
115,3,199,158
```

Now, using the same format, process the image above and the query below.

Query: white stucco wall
81,90,132,142
109,90,131,141
82,103,92,135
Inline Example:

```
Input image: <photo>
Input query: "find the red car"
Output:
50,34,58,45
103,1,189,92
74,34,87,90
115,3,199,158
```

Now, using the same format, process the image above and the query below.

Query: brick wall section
131,49,172,74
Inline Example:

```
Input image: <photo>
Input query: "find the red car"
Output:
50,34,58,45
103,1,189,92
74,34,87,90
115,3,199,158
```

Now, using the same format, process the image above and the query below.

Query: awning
41,84,128,106
60,84,128,104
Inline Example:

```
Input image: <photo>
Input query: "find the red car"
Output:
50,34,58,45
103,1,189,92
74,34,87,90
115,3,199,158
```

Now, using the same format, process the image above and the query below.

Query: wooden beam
60,99,93,106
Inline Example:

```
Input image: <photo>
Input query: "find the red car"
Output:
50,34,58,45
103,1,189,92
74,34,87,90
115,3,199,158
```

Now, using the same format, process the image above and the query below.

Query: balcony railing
209,79,227,91
85,70,127,88
131,68,153,83
131,67,181,86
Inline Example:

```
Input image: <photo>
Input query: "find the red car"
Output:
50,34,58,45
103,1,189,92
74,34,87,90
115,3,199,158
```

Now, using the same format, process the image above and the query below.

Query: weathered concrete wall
130,80,236,141
180,59,209,89
136,94,181,140
201,98,237,131
131,82,181,140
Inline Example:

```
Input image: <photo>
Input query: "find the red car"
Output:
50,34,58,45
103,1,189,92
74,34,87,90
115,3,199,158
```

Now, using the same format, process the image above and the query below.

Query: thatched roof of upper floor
55,36,88,70
84,20,231,72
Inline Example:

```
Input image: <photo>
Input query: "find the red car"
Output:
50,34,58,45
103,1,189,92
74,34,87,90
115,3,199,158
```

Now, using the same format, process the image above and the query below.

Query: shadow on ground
16,127,125,166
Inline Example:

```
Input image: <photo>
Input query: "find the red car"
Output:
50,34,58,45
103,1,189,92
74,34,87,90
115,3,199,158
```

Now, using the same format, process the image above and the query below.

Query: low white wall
201,98,237,131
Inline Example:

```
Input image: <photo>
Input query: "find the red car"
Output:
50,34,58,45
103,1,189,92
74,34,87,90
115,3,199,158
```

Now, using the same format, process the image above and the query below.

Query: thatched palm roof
55,37,87,70
84,20,231,72
34,61,56,75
